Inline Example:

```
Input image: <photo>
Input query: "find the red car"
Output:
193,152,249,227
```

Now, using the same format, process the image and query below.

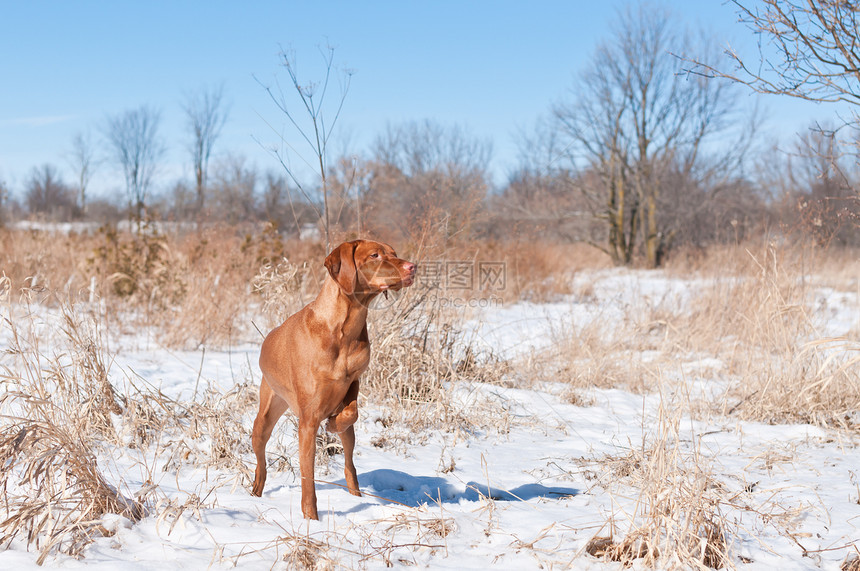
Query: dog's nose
403,262,416,273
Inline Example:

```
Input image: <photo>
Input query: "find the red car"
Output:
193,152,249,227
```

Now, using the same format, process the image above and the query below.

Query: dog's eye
370,252,380,259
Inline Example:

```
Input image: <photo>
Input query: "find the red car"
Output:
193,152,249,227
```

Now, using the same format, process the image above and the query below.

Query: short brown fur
251,240,416,519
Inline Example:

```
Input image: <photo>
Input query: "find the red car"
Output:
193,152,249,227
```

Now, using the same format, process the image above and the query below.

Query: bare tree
164,181,196,221
0,175,9,226
257,46,352,249
696,1,860,107
261,170,287,222
320,155,366,237
552,3,751,267
105,106,165,223
780,126,860,244
687,0,860,233
67,131,97,217
209,155,258,224
496,117,597,242
493,166,597,243
367,120,492,244
25,164,76,219
182,84,228,216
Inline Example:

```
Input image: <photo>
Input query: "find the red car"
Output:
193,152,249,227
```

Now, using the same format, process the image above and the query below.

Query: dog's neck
314,276,376,341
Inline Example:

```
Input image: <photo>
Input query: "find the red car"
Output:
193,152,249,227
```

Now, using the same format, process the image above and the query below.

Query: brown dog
251,239,416,519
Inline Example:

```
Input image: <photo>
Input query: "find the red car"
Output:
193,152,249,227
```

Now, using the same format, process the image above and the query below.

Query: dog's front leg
339,424,362,497
325,380,359,434
251,380,288,497
298,418,319,520
325,381,362,497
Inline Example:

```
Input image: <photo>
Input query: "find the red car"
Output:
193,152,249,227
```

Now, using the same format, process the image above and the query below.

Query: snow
1,268,859,569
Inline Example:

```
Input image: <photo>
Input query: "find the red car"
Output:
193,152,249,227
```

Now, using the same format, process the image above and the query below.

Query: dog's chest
330,339,370,381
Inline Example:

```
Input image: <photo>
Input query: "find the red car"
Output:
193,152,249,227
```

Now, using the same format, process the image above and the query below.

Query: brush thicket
0,293,141,563
362,283,513,438
584,387,731,570
675,244,860,429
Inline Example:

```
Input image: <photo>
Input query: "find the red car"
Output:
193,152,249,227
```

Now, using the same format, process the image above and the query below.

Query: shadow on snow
345,469,579,508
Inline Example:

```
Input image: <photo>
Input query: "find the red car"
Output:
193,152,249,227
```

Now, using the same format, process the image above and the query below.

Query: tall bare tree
182,84,228,216
105,105,165,223
67,131,97,217
257,46,352,249
552,3,750,267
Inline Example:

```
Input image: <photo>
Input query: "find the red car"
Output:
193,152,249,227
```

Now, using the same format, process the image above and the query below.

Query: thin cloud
3,114,77,127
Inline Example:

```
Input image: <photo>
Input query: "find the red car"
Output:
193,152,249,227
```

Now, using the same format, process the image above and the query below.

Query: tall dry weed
362,285,512,438
250,256,313,331
0,228,94,296
145,379,259,479
0,294,142,562
88,224,187,305
531,317,657,399
151,226,311,349
585,388,732,570
677,244,860,429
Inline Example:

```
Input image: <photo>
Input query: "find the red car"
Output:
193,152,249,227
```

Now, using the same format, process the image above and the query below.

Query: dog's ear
324,241,357,295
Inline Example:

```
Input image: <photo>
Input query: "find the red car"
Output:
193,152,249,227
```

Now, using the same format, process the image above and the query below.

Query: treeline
5,119,858,251
2,4,858,266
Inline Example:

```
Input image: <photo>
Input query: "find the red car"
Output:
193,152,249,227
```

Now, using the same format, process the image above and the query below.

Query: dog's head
324,240,416,296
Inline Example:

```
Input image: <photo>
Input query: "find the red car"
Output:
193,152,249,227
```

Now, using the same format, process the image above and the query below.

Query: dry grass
0,291,269,562
223,509,454,569
528,317,658,398
578,381,813,570
0,227,518,563
2,226,860,567
670,243,860,429
0,225,324,351
0,293,142,563
667,242,860,293
359,284,515,444
520,278,681,400
249,255,316,332
411,239,611,303
532,240,860,432
0,229,96,296
582,386,732,570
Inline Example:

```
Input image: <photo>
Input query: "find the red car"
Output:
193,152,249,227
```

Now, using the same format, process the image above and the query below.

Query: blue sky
0,1,843,200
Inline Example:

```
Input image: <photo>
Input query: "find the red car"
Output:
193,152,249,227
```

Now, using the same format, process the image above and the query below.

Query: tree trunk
645,192,659,268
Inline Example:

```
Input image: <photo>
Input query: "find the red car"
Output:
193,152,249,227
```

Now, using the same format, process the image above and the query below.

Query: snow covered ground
1,268,859,569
